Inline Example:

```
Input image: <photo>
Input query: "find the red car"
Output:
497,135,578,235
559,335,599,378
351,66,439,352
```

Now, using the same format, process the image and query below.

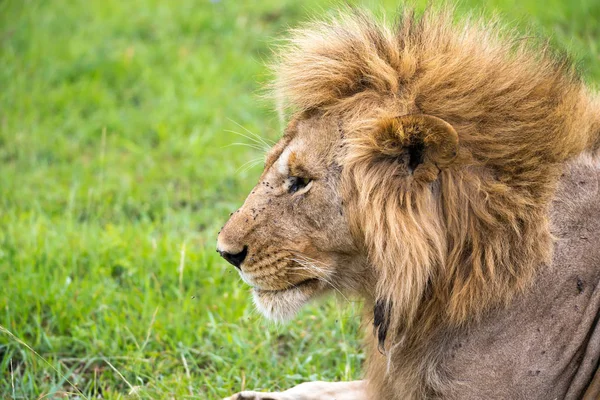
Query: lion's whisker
288,256,330,274
237,158,264,174
227,118,275,148
284,252,338,286
224,142,268,152
224,126,272,149
230,119,276,147
236,157,264,173
282,249,330,267
286,258,350,304
223,129,265,147
287,261,329,278
224,126,270,149
240,162,262,175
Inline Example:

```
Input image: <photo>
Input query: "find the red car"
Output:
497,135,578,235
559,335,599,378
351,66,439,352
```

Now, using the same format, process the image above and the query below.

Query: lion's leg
224,380,366,400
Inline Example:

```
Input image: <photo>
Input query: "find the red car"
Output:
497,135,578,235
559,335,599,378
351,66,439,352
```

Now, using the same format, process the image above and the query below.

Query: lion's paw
223,391,287,400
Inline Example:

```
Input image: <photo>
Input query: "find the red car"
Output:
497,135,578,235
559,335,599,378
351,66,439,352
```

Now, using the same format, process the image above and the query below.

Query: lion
217,7,600,400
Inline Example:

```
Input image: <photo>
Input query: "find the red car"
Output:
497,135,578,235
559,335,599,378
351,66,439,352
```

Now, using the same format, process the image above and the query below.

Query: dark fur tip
374,299,391,355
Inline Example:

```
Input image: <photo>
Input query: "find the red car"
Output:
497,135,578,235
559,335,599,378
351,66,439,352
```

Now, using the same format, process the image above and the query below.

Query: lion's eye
288,176,312,194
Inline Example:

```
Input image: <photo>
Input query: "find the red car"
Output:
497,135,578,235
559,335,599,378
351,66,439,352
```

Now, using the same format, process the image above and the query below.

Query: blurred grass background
0,0,598,398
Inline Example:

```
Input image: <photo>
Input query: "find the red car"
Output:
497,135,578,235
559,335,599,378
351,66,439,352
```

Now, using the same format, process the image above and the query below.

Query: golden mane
272,5,600,352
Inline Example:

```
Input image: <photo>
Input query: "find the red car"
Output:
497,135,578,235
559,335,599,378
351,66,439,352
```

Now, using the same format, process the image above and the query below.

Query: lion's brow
264,139,290,173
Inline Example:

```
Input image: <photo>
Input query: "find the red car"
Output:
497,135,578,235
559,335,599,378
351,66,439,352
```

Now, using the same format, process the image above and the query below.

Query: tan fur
220,6,600,399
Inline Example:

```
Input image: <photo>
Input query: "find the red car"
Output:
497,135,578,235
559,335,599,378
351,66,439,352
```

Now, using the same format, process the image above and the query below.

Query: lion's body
220,7,600,400
365,155,600,399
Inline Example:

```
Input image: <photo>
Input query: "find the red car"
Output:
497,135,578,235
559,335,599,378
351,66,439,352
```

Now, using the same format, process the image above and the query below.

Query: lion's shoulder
439,154,600,399
551,153,600,237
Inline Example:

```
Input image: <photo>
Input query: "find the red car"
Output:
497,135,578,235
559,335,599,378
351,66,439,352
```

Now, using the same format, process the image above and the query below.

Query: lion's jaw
217,115,363,322
251,278,327,321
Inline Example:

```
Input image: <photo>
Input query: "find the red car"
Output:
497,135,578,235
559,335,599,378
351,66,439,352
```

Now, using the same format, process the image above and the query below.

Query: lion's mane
272,6,600,396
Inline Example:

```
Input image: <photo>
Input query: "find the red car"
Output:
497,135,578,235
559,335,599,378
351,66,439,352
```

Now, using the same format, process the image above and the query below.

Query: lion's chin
251,278,324,322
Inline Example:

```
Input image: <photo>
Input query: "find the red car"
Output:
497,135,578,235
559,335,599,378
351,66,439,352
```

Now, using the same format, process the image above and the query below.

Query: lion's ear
374,114,459,182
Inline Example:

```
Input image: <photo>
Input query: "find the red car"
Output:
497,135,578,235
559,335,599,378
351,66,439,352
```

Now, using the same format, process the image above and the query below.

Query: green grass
0,0,598,398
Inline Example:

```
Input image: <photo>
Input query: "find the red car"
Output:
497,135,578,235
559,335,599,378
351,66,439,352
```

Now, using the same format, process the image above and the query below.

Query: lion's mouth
252,278,320,294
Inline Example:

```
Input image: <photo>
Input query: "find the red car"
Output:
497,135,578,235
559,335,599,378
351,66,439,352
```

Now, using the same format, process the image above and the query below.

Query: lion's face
217,114,363,321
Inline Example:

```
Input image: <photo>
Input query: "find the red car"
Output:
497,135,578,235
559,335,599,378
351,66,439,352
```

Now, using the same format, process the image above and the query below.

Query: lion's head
217,110,461,322
217,114,367,321
217,8,600,345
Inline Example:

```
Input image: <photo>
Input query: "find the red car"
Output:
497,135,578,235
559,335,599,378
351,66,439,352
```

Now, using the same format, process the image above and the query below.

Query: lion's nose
217,245,248,270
